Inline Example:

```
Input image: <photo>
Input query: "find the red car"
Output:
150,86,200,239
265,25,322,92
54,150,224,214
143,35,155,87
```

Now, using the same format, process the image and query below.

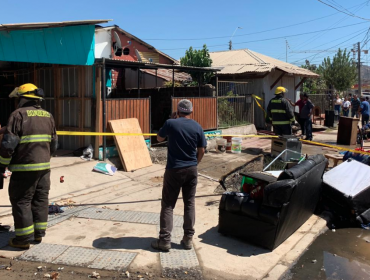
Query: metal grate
19,243,69,262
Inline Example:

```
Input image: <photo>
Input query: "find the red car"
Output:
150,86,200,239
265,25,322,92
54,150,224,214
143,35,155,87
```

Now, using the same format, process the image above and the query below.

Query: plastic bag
80,144,94,161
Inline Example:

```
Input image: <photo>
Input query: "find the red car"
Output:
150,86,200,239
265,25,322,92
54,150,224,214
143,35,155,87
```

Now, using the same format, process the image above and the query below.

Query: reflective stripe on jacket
267,96,295,126
0,100,57,172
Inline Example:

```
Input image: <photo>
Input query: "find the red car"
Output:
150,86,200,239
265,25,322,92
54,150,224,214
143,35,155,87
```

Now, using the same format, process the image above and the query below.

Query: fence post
216,74,218,129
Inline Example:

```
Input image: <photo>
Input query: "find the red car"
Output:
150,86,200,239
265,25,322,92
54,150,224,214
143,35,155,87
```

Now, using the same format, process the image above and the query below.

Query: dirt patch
214,156,264,194
150,147,167,165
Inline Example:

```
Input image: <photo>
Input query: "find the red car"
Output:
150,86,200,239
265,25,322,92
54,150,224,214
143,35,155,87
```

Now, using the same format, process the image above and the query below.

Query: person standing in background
351,95,361,118
342,97,351,117
360,96,370,127
300,94,314,141
334,94,342,117
287,93,306,136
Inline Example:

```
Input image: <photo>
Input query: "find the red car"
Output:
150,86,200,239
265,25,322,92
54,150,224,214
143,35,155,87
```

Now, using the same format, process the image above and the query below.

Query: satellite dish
113,31,123,56
135,49,142,62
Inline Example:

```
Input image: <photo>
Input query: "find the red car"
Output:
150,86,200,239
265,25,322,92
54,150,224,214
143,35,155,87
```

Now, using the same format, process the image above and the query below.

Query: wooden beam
270,72,285,90
295,77,307,91
94,66,102,159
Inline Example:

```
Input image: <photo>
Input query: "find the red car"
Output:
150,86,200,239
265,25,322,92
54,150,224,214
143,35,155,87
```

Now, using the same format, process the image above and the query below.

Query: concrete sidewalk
0,137,328,280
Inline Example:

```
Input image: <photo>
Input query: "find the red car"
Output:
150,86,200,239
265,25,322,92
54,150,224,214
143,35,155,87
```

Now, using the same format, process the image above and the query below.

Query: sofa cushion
263,179,296,208
277,154,326,180
220,192,248,213
241,198,261,218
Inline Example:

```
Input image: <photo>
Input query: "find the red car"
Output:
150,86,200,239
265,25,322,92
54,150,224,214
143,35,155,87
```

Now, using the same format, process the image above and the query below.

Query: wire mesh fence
217,81,254,128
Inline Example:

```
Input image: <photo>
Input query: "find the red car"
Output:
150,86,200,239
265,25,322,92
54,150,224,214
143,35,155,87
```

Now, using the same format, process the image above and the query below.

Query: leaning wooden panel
108,118,152,172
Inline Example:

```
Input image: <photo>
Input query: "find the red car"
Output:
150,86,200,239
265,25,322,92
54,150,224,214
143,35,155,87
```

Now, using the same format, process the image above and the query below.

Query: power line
143,2,368,41
316,0,370,21
291,29,369,64
159,21,369,51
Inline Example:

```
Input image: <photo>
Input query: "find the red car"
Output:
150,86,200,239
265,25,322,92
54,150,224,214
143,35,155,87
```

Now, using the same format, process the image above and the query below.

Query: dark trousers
273,125,292,136
303,118,313,140
362,114,370,127
298,117,306,135
159,165,197,242
343,109,349,117
9,170,50,242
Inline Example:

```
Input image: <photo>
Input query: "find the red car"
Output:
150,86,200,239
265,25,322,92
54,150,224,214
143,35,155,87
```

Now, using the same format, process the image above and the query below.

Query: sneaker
181,236,193,250
151,239,171,252
8,238,30,250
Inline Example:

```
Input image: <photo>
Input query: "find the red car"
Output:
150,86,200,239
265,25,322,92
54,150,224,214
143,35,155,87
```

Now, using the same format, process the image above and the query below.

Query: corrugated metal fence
171,97,217,130
103,98,151,139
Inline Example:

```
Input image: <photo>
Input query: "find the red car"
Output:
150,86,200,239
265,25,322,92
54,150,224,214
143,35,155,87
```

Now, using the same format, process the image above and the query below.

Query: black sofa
218,154,327,250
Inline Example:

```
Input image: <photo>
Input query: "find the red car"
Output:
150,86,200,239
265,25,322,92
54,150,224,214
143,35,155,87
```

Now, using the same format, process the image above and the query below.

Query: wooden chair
313,106,325,125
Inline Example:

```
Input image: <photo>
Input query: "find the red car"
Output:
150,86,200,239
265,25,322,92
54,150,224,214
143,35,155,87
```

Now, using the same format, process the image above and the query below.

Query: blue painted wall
0,25,95,65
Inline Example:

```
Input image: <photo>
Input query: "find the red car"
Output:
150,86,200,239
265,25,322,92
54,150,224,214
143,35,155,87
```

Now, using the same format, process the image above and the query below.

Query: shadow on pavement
93,236,157,252
198,226,269,257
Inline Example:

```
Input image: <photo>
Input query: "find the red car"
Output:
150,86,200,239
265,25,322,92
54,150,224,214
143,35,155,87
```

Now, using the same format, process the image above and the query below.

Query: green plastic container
240,176,256,192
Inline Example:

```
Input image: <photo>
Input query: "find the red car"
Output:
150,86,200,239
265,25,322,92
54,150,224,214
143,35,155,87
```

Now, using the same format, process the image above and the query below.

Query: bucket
224,136,232,152
216,138,227,153
231,137,242,154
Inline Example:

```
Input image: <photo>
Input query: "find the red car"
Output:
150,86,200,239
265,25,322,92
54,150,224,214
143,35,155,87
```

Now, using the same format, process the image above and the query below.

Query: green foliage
318,48,357,92
180,45,213,84
300,61,326,94
163,81,182,88
218,97,236,127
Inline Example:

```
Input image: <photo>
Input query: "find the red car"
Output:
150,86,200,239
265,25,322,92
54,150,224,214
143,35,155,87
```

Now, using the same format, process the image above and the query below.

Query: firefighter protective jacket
267,95,295,126
0,100,57,172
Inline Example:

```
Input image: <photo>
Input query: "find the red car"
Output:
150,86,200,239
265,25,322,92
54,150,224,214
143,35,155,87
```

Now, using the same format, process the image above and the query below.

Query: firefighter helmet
9,83,44,100
275,86,288,95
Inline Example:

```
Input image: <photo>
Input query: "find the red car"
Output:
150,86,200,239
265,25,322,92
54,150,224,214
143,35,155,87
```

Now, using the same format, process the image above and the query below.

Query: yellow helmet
275,86,288,95
9,83,44,100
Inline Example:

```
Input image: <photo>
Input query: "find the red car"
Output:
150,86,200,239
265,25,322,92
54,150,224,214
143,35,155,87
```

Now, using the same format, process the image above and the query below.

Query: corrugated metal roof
141,69,191,82
210,49,319,77
0,20,111,31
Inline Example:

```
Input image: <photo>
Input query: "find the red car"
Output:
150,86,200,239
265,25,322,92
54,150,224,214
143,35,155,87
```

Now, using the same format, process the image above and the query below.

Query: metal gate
217,81,254,128
171,97,217,130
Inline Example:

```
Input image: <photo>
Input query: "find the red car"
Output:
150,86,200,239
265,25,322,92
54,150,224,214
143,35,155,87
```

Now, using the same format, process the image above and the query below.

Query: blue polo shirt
361,101,370,115
158,118,207,169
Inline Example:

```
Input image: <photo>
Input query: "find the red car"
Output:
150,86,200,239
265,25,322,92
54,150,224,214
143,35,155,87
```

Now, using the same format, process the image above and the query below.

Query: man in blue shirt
360,96,370,127
152,99,206,251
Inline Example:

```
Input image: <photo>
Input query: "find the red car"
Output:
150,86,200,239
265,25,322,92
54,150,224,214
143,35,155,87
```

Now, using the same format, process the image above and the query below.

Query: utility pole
286,40,290,62
229,40,232,51
229,27,242,51
358,42,362,95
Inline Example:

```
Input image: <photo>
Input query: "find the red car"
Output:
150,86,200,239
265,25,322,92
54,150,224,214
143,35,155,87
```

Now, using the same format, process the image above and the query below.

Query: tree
180,45,213,84
318,48,357,92
300,60,326,94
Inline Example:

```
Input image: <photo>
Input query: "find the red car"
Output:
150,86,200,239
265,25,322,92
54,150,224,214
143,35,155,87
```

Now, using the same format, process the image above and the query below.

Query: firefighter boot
8,238,30,250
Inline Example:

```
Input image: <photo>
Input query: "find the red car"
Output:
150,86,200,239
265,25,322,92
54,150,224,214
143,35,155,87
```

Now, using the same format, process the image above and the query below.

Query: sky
1,0,370,66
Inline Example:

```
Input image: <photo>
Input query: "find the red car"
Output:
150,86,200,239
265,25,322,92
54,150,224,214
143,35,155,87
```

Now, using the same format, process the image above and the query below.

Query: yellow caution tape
252,94,267,116
56,131,370,155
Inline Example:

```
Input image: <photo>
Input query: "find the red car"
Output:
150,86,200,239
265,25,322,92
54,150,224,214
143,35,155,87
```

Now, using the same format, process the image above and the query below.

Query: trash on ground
43,274,51,278
60,176,64,183
93,162,117,176
332,229,336,232
81,144,94,161
48,205,64,215
88,271,101,279
312,259,317,263
50,272,59,279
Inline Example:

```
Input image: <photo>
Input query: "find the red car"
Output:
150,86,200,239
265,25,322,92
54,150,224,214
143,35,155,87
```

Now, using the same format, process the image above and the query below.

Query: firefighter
266,86,295,136
0,83,57,249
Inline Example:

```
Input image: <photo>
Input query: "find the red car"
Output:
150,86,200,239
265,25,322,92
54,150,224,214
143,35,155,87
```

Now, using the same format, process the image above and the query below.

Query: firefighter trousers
273,124,292,136
9,170,50,243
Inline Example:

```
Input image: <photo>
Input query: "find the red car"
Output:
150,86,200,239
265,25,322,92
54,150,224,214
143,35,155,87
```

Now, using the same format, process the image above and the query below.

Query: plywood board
108,118,152,172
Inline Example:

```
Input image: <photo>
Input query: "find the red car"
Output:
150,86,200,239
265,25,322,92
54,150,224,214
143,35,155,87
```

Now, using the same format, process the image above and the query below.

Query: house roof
210,49,319,78
97,25,179,65
0,20,111,31
95,58,219,72
141,69,192,82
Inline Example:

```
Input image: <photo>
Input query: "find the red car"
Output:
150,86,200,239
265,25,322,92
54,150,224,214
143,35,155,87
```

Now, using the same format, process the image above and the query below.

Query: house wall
263,70,301,110
110,30,174,64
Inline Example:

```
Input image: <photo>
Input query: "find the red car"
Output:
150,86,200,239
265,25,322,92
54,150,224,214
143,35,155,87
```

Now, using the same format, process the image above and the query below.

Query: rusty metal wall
101,98,151,140
171,97,217,130
37,68,55,117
